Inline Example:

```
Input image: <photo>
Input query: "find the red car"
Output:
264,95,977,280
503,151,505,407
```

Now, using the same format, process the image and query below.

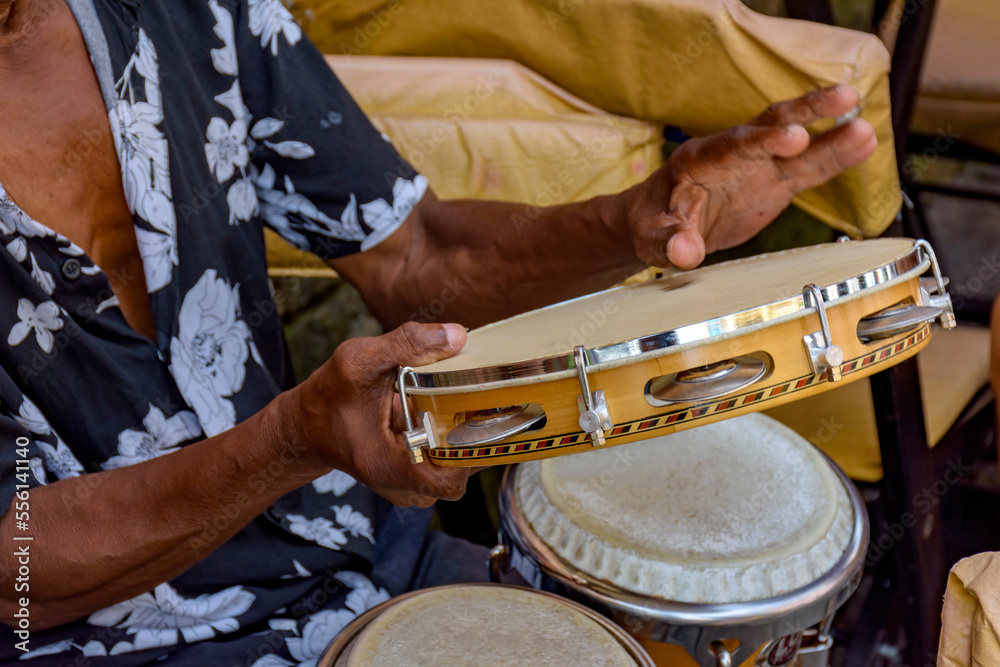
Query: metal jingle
857,304,942,341
865,301,920,320
646,356,767,406
445,403,546,447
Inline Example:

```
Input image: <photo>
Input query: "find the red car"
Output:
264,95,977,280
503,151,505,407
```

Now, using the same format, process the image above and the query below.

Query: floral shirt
0,0,429,664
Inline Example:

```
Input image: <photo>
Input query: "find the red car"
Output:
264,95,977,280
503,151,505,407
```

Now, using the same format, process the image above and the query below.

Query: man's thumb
380,321,467,369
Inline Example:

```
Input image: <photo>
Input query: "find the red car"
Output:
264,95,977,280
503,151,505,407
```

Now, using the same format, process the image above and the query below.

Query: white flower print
331,505,374,543
0,185,51,238
283,575,389,667
37,439,85,480
209,0,238,76
360,175,429,251
279,559,312,580
255,165,365,250
286,515,347,551
251,117,285,140
103,404,202,470
14,395,51,435
215,81,251,124
169,270,253,437
250,656,293,667
28,457,47,486
5,237,26,262
311,470,356,496
110,30,175,293
337,571,391,614
135,226,175,293
262,140,315,160
88,583,255,654
12,396,81,480
8,299,63,353
227,177,260,225
246,574,389,667
205,118,251,183
18,639,75,660
248,0,303,56
29,254,55,295
284,610,355,667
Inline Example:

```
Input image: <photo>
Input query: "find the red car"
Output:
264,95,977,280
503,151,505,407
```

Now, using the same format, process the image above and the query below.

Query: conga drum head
319,584,655,666
399,238,954,466
498,414,869,667
516,413,854,604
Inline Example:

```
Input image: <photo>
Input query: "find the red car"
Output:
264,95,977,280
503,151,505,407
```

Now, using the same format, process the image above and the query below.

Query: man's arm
0,322,472,630
333,86,878,329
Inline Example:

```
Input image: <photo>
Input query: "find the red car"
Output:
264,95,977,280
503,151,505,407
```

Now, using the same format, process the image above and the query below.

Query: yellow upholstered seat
265,56,664,277
289,0,900,238
765,324,991,482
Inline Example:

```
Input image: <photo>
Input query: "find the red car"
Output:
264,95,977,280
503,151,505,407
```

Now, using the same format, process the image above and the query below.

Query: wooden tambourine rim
425,324,930,464
317,583,657,667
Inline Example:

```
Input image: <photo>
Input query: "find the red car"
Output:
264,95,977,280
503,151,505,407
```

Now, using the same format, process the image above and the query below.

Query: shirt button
61,259,82,280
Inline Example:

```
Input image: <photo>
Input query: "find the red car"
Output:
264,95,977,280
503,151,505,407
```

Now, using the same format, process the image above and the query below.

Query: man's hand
627,84,878,269
287,321,479,507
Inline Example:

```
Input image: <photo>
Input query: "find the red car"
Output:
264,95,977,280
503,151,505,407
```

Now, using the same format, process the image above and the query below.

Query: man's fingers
373,321,468,373
778,118,878,194
633,212,706,270
752,84,861,129
706,123,810,164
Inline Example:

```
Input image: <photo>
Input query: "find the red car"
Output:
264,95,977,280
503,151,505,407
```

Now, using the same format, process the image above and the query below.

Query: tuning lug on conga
574,346,614,447
396,366,440,464
801,284,844,382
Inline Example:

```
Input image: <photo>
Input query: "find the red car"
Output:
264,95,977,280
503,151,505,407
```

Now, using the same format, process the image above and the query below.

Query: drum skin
416,279,930,466
317,584,656,667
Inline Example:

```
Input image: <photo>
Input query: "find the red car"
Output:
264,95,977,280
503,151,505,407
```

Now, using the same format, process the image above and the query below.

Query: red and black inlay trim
429,325,929,461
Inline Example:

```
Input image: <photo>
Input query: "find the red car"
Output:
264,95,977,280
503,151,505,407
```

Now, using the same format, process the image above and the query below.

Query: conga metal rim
317,583,657,667
410,244,926,390
497,454,869,645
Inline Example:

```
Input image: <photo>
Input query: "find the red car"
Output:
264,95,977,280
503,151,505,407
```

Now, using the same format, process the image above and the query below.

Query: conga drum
397,238,954,467
318,584,655,666
493,414,869,667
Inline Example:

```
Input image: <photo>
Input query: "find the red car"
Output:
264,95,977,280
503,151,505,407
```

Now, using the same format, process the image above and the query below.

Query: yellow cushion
290,0,900,238
266,56,664,276
939,552,1000,667
765,324,991,482
912,0,1000,156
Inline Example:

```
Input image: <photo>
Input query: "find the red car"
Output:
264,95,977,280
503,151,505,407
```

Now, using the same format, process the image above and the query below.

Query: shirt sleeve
232,1,426,260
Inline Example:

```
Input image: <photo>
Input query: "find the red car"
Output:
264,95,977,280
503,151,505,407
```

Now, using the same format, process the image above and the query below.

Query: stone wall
272,276,383,383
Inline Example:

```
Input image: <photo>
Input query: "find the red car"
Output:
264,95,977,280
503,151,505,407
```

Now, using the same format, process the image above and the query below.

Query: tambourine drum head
515,414,855,604
418,239,916,374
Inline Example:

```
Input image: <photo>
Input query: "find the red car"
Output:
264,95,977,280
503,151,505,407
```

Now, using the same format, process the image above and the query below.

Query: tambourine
397,238,955,467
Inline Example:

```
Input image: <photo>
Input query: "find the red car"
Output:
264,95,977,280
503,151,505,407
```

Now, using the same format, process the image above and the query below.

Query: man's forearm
339,188,646,330
0,391,329,630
